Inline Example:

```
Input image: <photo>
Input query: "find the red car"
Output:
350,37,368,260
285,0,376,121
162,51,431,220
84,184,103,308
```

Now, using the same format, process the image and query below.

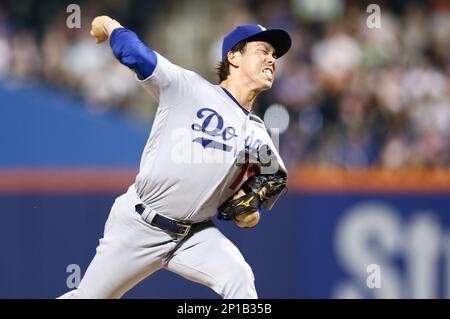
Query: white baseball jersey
134,53,287,223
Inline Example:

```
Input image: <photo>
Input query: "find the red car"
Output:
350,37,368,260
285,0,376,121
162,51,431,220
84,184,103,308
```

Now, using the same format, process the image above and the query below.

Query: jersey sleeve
136,52,192,106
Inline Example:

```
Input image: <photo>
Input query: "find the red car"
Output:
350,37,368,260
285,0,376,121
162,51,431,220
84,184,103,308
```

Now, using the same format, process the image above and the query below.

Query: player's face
240,41,276,91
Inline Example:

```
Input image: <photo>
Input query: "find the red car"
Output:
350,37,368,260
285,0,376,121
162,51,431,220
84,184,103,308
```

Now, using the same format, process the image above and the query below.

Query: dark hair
216,41,247,83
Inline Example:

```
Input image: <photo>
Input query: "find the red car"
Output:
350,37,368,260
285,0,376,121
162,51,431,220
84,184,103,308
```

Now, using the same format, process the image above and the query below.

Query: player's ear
227,51,241,68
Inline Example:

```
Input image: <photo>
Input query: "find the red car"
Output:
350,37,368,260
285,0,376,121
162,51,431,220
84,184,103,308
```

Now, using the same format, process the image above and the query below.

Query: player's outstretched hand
90,16,122,43
232,189,260,228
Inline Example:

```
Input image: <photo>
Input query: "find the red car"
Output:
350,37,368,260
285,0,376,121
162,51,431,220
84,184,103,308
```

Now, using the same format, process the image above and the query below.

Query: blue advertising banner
1,192,449,298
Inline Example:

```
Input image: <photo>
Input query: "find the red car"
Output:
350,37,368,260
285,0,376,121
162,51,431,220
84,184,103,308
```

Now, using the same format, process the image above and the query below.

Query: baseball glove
217,171,287,221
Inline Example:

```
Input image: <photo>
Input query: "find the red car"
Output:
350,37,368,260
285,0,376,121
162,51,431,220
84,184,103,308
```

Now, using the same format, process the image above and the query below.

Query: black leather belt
135,204,197,236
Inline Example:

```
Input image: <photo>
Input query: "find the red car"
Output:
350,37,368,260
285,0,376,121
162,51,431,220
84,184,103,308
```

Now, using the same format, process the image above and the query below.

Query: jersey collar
220,86,251,116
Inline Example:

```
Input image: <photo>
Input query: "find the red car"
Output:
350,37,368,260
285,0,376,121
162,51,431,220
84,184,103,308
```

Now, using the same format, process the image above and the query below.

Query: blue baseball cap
222,24,292,61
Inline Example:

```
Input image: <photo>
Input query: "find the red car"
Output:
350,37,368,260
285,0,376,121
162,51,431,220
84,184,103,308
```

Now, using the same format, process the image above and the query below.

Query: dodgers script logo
191,108,237,152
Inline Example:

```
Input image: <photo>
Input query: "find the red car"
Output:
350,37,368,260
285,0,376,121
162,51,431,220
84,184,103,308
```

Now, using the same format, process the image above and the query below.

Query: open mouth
263,68,273,79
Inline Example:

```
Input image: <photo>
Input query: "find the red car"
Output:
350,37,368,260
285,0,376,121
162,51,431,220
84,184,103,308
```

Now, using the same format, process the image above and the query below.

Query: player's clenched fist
232,189,260,228
90,16,122,43
234,211,260,228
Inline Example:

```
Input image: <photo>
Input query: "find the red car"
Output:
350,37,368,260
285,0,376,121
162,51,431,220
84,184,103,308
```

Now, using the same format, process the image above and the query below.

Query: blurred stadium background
0,0,450,298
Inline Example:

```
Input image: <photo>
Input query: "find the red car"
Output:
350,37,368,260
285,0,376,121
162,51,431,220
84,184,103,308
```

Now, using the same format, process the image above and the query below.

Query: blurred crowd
0,0,449,169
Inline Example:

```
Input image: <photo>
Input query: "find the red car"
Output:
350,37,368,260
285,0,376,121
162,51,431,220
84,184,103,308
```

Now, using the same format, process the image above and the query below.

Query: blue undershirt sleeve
109,27,157,80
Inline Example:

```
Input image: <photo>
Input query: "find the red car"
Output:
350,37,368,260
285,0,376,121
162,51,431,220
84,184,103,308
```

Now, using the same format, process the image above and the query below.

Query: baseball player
58,15,291,299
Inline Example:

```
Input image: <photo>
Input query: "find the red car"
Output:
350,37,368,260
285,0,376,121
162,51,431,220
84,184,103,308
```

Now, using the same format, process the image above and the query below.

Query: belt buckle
175,223,191,236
